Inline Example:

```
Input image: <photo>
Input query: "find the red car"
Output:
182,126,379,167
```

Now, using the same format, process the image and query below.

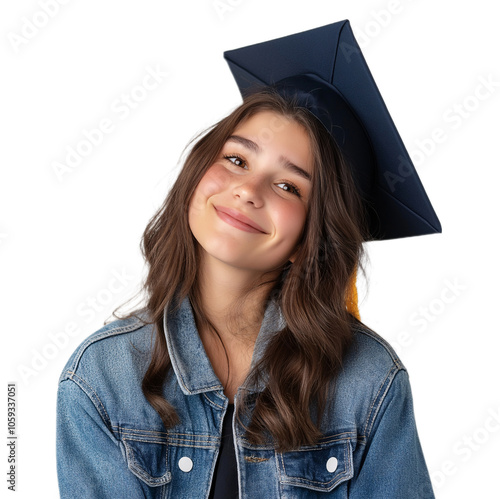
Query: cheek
195,165,230,198
189,165,230,213
273,202,307,239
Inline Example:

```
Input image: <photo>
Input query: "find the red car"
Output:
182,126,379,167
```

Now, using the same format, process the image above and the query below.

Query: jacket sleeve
349,369,435,499
56,378,147,498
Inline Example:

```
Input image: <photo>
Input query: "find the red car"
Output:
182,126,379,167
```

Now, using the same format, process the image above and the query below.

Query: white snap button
326,457,338,473
178,456,193,472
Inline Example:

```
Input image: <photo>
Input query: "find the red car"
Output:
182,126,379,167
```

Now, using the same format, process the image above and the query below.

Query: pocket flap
122,438,171,487
279,436,353,492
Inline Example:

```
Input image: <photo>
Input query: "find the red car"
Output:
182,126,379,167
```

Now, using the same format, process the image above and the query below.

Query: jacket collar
164,295,285,395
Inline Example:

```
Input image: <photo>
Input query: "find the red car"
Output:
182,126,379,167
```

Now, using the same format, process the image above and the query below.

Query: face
188,110,313,276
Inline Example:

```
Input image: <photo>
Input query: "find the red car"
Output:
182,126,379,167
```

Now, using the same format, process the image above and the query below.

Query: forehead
233,110,300,135
230,111,313,170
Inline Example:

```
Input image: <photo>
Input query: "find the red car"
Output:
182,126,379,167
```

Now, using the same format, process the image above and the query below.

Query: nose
232,176,265,208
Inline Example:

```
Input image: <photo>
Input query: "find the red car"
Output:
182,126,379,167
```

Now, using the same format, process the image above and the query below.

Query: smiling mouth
214,206,267,234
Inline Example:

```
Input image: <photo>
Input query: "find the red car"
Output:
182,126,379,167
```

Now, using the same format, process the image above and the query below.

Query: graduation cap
223,20,442,241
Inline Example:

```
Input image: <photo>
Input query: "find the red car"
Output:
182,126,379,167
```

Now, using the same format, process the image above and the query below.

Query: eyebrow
227,135,312,181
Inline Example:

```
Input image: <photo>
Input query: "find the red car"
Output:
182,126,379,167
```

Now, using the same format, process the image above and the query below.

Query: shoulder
58,309,155,390
57,309,161,429
346,321,405,374
328,322,409,436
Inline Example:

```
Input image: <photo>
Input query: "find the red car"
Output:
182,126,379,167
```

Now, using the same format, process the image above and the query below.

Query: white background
1,0,499,497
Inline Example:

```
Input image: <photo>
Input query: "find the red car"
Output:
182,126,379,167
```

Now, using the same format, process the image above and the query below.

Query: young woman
57,20,438,499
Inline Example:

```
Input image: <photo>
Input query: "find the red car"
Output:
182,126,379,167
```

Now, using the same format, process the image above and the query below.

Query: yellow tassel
346,266,360,320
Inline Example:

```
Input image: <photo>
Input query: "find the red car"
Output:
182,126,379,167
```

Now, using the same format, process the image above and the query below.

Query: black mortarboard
223,20,441,241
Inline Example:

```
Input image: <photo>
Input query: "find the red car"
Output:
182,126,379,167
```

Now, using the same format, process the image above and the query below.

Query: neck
193,252,282,403
195,253,279,343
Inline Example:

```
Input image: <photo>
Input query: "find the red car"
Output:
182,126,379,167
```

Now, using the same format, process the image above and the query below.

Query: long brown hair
112,88,369,451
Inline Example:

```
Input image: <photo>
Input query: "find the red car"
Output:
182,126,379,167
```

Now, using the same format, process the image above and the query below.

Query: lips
214,205,267,234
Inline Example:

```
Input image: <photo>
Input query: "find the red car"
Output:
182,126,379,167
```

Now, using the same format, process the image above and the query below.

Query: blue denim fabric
56,297,435,498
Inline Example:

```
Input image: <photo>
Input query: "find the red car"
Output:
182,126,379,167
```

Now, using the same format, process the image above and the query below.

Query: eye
276,182,302,197
223,154,247,169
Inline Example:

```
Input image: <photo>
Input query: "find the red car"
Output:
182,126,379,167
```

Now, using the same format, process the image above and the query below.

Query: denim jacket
56,297,435,498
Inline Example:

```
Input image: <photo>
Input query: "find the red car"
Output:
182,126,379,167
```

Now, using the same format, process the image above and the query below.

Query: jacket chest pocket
122,434,217,499
278,436,354,495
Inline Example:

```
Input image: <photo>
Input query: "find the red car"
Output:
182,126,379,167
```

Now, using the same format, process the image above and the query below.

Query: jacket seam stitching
122,439,170,485
112,424,220,443
66,318,145,374
113,426,220,439
355,328,403,368
278,441,352,489
203,392,225,409
362,365,402,438
239,431,356,451
118,435,220,450
65,371,111,428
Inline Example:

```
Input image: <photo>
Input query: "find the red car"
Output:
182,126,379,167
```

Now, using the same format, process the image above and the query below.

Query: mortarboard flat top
223,20,442,241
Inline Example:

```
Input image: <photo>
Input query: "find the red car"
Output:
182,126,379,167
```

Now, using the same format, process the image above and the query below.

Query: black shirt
208,404,239,498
